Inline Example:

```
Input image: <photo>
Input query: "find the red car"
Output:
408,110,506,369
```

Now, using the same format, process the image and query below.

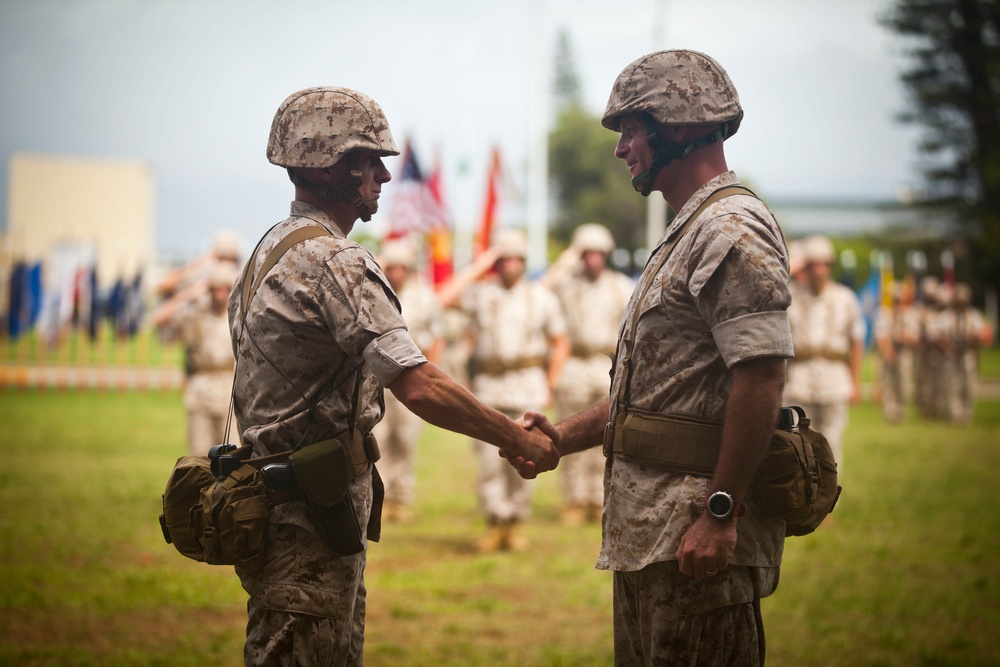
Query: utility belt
476,356,545,375
571,343,616,359
215,431,380,503
210,431,381,557
603,409,721,475
793,347,849,363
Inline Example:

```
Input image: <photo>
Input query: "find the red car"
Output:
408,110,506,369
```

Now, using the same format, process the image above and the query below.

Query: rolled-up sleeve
363,328,427,385
712,310,793,368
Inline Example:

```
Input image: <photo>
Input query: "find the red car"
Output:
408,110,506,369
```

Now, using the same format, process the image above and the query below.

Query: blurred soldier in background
874,283,919,422
545,223,633,525
372,238,444,523
784,234,865,466
440,228,570,552
946,283,992,424
156,230,242,303
152,261,241,455
915,276,945,419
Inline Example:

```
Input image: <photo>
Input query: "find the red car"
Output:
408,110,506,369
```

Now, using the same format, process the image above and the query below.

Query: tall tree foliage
882,0,1000,292
548,32,646,251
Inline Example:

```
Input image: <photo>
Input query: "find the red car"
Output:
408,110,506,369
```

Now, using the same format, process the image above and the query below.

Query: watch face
708,492,733,518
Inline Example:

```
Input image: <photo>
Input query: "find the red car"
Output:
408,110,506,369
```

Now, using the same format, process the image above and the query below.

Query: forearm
710,357,786,502
388,362,523,450
555,397,610,456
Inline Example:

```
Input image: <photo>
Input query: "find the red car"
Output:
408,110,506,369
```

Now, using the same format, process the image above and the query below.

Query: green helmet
602,50,743,196
267,87,399,220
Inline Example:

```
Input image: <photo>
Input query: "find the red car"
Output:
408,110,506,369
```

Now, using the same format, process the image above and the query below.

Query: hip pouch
290,439,364,556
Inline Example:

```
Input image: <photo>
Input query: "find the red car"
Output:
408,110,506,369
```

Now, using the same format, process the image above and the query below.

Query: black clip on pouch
290,439,364,556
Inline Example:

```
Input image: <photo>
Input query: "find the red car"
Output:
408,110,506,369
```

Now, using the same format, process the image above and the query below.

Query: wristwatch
706,491,747,520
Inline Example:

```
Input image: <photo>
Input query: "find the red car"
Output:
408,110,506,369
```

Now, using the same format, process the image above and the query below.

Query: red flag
425,153,453,284
477,147,502,255
388,140,449,238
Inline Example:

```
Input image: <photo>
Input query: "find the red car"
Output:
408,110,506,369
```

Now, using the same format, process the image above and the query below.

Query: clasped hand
499,411,559,479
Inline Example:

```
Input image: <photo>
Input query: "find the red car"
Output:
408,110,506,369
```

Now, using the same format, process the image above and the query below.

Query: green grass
0,389,998,666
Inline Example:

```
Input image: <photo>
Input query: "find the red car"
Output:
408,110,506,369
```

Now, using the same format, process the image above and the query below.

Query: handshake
499,411,561,480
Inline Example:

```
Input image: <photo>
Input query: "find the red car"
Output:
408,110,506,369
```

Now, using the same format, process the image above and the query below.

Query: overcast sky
0,0,922,260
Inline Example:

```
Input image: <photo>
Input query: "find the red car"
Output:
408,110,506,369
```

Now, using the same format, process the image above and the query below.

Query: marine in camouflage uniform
231,87,557,667
874,285,919,423
152,261,241,455
949,283,992,424
371,238,444,522
512,51,793,666
783,234,865,466
547,223,634,525
441,228,570,552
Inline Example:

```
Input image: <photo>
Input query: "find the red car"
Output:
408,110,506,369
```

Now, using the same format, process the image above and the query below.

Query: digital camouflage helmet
267,86,399,221
602,50,743,196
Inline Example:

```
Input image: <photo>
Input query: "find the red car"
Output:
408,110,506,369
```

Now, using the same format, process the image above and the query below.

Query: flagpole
526,0,549,275
646,0,670,251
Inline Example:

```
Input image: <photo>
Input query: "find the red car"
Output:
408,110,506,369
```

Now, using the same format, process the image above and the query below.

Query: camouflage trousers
472,408,535,523
613,561,777,667
236,472,373,666
184,371,239,456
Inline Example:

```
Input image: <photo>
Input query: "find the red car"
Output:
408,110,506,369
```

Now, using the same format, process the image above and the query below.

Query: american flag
387,140,450,237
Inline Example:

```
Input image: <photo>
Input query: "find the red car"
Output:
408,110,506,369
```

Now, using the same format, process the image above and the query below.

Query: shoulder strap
615,185,757,411
224,224,333,446
241,225,332,314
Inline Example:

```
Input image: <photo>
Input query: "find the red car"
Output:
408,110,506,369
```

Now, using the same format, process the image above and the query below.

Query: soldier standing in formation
514,50,793,666
920,281,993,424
440,228,570,552
545,223,633,525
950,283,992,424
231,86,557,666
783,234,865,467
153,259,241,455
873,283,919,422
372,238,444,523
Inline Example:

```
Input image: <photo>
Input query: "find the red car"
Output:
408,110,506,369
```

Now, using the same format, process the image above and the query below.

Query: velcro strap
611,410,722,476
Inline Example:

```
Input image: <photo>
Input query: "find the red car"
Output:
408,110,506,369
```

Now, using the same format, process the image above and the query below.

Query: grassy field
0,387,999,666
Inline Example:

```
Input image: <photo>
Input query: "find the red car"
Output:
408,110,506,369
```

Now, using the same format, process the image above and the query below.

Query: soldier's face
355,151,392,204
496,256,525,287
581,250,606,278
614,114,653,180
385,264,409,291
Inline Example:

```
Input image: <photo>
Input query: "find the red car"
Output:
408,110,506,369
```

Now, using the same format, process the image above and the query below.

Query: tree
547,31,646,256
552,29,583,115
882,0,1000,295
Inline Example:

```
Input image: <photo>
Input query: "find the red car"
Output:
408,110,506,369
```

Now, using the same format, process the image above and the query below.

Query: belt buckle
602,422,614,458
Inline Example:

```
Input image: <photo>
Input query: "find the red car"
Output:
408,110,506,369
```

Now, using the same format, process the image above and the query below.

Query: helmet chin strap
287,153,379,221
631,115,731,197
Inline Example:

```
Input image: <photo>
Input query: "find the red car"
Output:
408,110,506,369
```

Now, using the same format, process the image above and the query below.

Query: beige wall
5,153,155,290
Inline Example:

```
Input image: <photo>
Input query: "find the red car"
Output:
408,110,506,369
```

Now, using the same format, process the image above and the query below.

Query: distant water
769,201,932,238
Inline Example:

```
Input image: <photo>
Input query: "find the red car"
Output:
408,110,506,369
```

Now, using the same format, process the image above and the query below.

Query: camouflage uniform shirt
598,172,793,573
228,200,426,544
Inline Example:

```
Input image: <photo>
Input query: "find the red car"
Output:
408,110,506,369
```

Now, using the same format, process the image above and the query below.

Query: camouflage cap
602,50,743,135
492,228,528,259
801,235,836,264
571,223,616,254
206,261,240,289
379,238,417,268
267,87,400,169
